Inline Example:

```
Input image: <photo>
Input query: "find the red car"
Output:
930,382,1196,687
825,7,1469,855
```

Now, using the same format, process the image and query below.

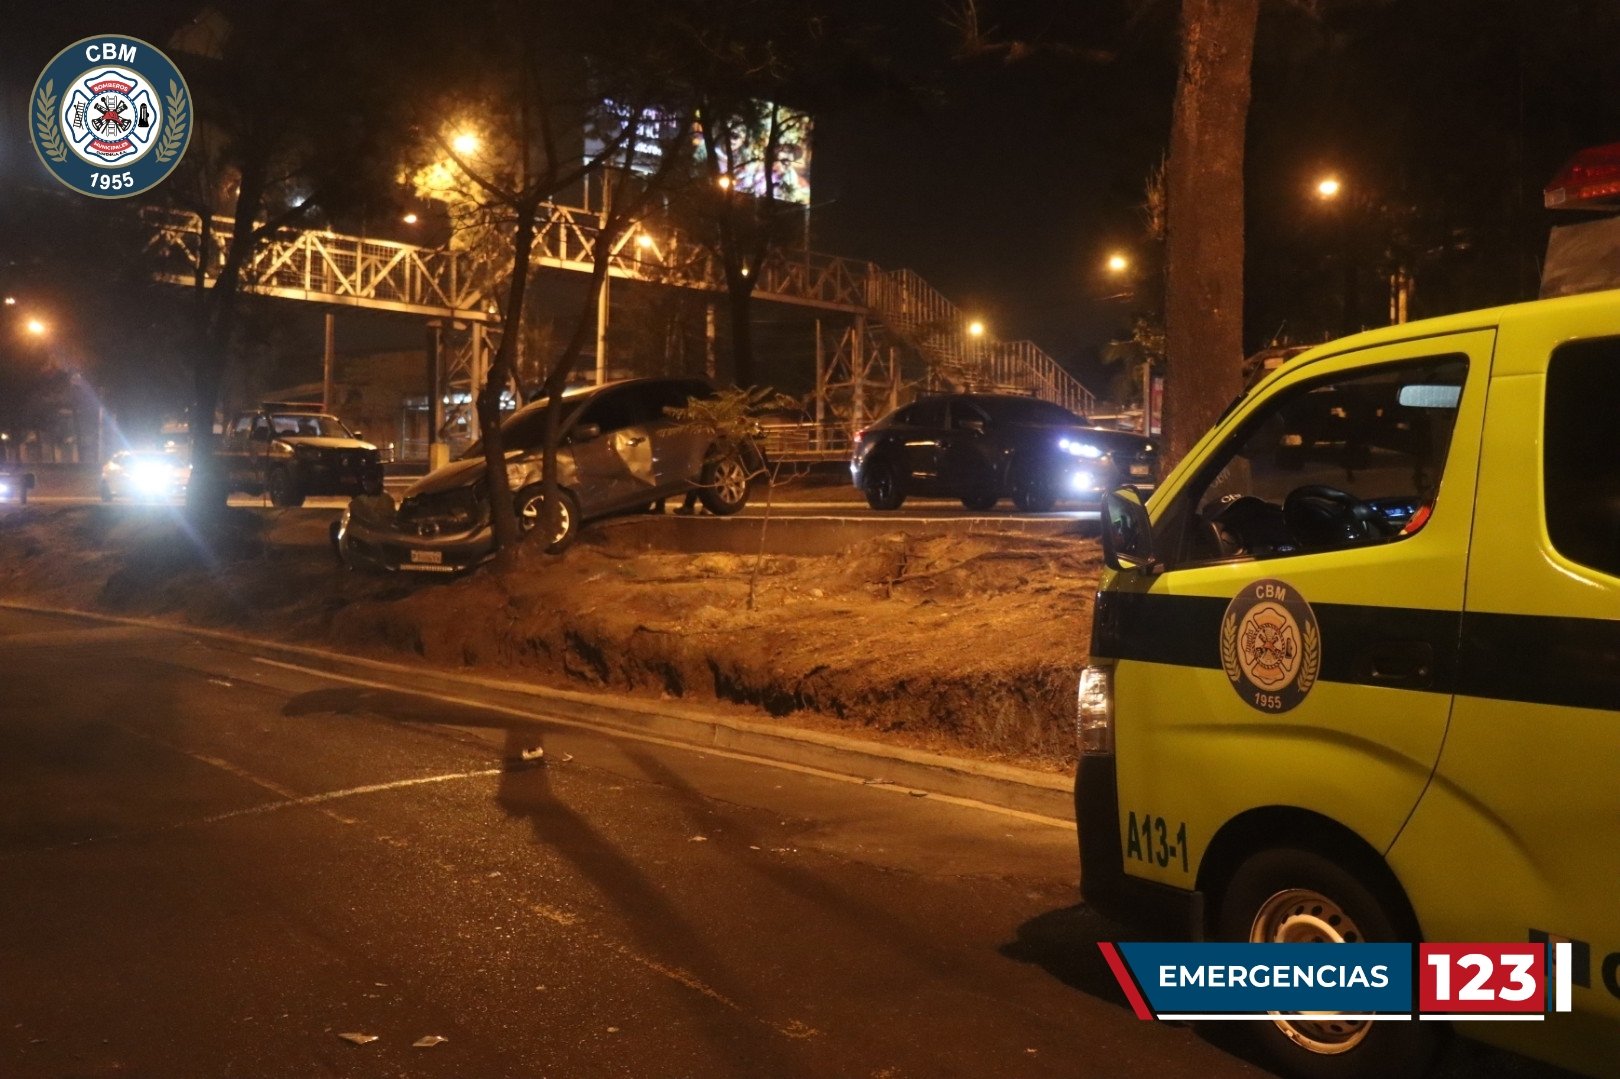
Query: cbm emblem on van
31,36,191,199
1220,579,1321,713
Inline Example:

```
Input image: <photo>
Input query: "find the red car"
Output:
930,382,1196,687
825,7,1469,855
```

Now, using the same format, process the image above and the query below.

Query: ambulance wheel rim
1249,887,1372,1055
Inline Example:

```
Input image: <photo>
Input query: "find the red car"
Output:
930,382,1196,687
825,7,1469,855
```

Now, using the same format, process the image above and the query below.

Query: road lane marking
194,768,504,827
251,656,1073,830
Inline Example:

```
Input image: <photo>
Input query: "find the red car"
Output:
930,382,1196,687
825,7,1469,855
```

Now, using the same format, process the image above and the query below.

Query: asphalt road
0,606,1257,1079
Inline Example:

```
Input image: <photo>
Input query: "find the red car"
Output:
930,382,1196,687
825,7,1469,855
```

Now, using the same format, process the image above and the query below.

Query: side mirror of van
1101,486,1160,574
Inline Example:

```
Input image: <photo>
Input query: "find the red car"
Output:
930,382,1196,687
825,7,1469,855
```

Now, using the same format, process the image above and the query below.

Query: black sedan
849,394,1157,512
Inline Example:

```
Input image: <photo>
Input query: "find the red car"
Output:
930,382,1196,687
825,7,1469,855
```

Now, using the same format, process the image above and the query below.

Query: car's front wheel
267,467,305,508
1012,466,1056,513
961,492,998,511
515,485,580,553
697,447,750,516
1215,846,1439,1079
861,458,905,510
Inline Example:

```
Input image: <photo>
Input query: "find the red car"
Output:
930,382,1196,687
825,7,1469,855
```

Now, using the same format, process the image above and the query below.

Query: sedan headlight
1077,665,1115,755
1058,438,1103,459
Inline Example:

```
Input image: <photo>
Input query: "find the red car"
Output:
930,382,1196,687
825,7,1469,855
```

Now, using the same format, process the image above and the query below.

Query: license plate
1129,463,1151,476
409,549,443,565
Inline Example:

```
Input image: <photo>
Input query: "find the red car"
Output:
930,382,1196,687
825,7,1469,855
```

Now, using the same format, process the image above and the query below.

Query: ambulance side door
1389,319,1620,1076
1109,332,1493,893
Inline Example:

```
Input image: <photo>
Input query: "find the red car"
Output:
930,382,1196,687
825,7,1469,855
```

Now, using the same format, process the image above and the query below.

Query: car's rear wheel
862,459,905,510
961,492,998,511
515,485,580,553
1215,846,1439,1079
267,467,305,508
697,448,750,516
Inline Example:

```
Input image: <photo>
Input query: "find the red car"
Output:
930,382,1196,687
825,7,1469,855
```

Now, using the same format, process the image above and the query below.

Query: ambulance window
1545,339,1620,578
1162,355,1468,566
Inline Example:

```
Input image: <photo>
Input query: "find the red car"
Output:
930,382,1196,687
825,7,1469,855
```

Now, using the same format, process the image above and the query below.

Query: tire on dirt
515,484,581,554
697,446,751,516
1214,845,1439,1079
961,492,998,511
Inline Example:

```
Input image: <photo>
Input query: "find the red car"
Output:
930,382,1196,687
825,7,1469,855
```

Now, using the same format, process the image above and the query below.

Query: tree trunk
726,276,756,389
481,204,540,558
186,161,268,516
1163,0,1259,470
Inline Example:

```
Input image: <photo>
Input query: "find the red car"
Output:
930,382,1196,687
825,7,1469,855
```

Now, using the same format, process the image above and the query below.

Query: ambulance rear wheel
1214,846,1440,1079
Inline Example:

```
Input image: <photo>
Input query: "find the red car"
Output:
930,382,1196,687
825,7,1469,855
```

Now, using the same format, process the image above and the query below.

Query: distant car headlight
130,460,177,494
1058,438,1103,459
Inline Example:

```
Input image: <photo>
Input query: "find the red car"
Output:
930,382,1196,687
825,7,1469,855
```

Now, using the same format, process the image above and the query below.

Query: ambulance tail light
1077,666,1114,755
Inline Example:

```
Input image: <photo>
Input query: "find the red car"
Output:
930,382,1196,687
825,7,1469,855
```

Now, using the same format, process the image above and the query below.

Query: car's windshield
460,402,556,460
270,414,352,438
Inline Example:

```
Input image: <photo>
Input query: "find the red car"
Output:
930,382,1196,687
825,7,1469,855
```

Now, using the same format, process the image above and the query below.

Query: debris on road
413,1035,448,1048
338,1032,379,1046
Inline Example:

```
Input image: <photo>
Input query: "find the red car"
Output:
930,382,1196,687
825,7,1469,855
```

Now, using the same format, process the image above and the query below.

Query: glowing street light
1316,176,1343,200
967,320,986,338
451,132,480,155
1106,253,1130,274
402,212,419,225
2,296,14,306
716,175,733,190
25,318,47,337
635,232,654,249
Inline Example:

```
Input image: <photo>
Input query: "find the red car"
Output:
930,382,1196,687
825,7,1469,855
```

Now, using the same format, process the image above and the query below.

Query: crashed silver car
336,377,759,572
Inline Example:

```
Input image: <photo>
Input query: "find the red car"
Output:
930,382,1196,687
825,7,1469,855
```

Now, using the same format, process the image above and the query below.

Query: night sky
5,1,1619,398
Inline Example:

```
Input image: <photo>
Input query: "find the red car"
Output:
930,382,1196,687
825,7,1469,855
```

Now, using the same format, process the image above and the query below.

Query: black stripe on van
1091,591,1619,711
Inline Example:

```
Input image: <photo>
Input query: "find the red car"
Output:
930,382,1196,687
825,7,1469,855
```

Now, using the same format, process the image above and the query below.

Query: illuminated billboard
583,101,685,177
701,101,812,206
585,99,812,205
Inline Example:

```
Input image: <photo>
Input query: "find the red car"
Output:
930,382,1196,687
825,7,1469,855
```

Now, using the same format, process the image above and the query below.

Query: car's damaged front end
335,481,496,574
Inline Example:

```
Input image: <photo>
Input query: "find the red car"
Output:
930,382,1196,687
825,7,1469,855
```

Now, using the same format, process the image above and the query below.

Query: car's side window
910,399,947,428
250,415,271,441
1545,338,1620,578
579,390,636,435
232,415,253,438
949,401,990,430
1158,355,1469,567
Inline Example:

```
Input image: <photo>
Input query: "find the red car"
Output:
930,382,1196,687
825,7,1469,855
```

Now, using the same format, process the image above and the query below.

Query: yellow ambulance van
1077,288,1619,1078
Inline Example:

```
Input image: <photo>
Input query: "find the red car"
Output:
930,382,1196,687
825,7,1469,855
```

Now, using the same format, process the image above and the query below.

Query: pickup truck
216,406,383,507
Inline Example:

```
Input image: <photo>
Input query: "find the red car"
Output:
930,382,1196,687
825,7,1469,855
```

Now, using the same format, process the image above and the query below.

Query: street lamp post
1315,174,1360,335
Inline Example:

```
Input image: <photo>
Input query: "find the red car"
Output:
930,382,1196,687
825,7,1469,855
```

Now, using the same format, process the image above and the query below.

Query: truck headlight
1077,665,1114,755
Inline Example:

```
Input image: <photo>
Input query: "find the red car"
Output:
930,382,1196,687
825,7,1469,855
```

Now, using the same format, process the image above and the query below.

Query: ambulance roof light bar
1545,142,1620,210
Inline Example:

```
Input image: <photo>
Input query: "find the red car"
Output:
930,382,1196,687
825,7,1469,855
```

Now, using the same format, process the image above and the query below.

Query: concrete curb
0,601,1077,823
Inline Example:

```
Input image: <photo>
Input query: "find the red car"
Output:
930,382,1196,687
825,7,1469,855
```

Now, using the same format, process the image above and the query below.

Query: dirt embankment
0,506,1102,769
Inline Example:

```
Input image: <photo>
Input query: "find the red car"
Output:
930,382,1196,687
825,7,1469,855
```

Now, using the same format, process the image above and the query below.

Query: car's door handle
1360,640,1435,689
